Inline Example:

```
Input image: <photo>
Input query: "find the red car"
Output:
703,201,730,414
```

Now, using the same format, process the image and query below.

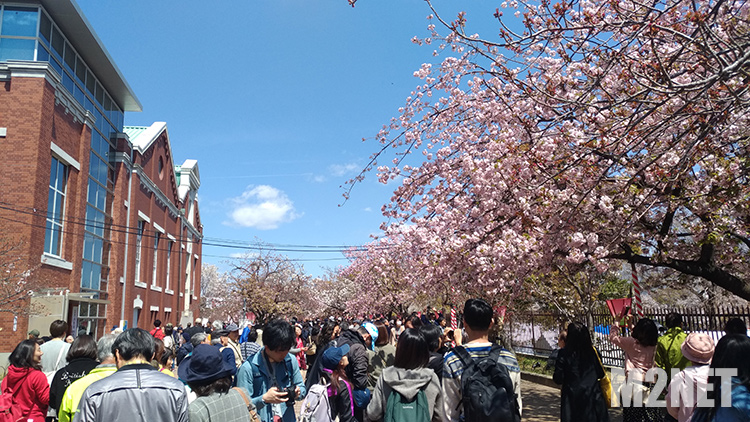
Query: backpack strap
452,345,473,367
340,379,354,416
487,344,504,362
54,345,66,370
452,346,473,412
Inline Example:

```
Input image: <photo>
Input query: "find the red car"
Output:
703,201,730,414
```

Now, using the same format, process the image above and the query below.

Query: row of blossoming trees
340,0,749,315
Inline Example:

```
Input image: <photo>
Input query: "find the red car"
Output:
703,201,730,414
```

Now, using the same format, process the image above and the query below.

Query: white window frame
192,256,198,300
44,156,67,257
151,231,161,291
134,220,144,286
165,240,173,294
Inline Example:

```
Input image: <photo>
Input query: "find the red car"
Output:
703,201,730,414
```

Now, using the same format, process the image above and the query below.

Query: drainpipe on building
177,212,182,320
120,143,135,327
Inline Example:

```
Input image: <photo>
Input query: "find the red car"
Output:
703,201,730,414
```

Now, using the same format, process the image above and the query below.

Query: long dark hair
317,322,339,350
394,328,429,369
9,339,41,370
693,334,750,422
565,322,596,361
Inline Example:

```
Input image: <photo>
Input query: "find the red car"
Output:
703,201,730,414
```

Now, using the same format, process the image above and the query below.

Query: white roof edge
180,159,200,189
132,122,167,151
40,0,142,112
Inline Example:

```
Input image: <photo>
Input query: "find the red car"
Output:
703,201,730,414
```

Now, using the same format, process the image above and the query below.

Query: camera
283,386,297,403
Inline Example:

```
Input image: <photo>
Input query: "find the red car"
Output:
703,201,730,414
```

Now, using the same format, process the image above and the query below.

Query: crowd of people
553,313,750,422
0,299,521,422
2,304,749,422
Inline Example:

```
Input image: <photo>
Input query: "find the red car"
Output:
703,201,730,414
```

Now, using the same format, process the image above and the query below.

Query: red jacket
1,365,49,422
150,327,165,340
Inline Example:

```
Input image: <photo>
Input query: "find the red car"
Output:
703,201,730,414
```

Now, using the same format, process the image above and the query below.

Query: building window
44,157,67,256
134,221,144,283
192,256,198,298
165,241,172,291
152,232,160,287
0,6,38,61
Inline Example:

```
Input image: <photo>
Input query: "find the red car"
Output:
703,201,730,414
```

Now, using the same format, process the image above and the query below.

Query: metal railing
507,305,750,369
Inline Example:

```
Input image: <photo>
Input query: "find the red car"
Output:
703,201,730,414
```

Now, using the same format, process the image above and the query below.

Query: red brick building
0,1,202,352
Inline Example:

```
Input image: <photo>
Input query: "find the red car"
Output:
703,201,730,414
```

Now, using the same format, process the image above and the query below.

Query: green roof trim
123,126,149,142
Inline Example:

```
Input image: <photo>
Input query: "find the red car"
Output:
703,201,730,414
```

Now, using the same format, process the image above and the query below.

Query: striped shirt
240,341,262,362
442,342,522,422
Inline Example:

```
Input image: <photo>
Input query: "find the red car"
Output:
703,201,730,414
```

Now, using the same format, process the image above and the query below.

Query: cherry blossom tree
346,0,750,300
0,238,45,315
229,249,313,323
306,270,359,317
200,264,243,323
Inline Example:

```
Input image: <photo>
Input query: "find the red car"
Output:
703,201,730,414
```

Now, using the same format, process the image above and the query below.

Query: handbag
305,342,316,356
593,346,615,408
232,387,261,422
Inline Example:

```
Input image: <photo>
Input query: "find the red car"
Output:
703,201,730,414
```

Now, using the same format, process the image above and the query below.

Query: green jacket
655,327,690,378
58,364,117,422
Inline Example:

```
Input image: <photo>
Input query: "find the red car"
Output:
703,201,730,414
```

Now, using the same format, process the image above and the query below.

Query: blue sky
75,0,503,277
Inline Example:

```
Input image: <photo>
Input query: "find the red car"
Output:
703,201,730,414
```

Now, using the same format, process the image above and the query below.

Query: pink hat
681,333,715,365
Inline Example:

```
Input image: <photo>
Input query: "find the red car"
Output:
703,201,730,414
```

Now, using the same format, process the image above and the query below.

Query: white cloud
328,163,359,177
311,162,359,183
229,252,259,259
226,185,301,230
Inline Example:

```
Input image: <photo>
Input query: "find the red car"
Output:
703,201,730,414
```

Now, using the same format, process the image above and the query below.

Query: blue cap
320,344,350,370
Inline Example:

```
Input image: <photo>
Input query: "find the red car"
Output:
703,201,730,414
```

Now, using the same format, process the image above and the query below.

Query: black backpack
453,345,521,422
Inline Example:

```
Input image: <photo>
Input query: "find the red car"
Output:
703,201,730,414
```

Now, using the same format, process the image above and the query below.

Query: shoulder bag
593,346,615,408
233,387,261,422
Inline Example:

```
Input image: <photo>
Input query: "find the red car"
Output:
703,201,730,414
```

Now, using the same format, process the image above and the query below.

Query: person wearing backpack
150,319,165,340
1,339,49,422
301,344,357,422
442,298,522,422
366,329,443,422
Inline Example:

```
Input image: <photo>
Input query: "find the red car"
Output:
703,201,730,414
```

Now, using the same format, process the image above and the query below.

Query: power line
0,200,384,255
0,214,354,269
201,253,350,263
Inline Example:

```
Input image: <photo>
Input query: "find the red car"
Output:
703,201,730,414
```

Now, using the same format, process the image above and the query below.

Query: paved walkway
520,378,623,422
295,376,624,421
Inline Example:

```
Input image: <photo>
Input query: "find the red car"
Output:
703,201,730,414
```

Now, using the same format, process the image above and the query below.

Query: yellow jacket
58,364,117,422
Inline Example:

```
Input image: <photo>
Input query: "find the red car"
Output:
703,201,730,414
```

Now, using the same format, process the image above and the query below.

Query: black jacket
49,357,99,410
336,329,369,390
305,340,335,395
184,325,203,341
427,351,443,382
553,347,609,422
176,341,193,365
330,379,357,422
